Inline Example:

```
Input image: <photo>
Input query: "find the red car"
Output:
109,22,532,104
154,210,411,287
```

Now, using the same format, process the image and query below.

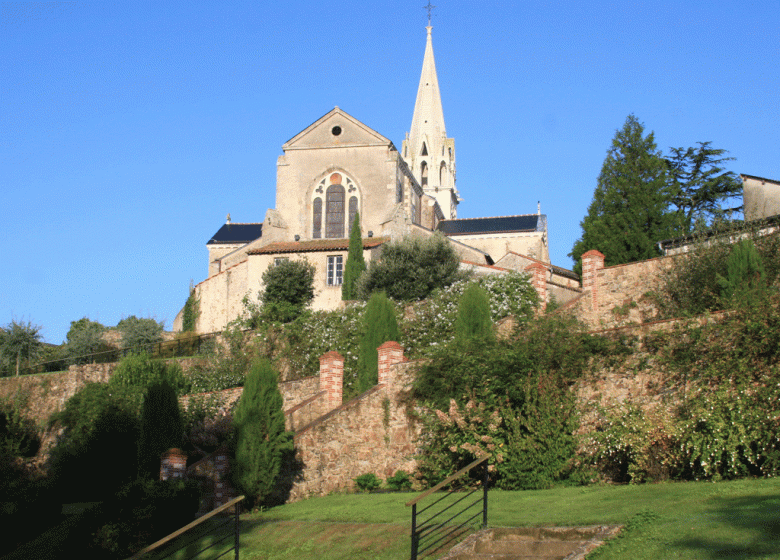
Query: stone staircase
440,525,622,560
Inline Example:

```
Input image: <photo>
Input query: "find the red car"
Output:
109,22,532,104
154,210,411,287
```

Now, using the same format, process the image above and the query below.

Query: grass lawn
146,478,780,560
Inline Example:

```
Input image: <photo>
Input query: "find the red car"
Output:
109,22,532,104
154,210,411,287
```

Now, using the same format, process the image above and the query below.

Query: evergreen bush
356,233,462,301
137,379,184,479
342,213,366,301
454,282,493,343
232,359,293,508
716,237,766,306
356,292,400,393
259,259,315,323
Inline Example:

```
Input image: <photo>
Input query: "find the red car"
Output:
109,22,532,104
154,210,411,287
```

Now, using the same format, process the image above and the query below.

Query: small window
421,142,428,156
274,257,289,266
326,255,343,286
420,161,428,188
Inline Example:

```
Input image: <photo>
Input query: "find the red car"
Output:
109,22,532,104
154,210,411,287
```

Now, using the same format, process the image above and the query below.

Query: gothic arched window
420,161,428,188
312,197,322,239
326,184,346,238
439,161,446,185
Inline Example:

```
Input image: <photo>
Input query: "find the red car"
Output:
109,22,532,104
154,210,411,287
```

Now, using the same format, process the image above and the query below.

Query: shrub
356,292,400,393
354,473,382,492
137,380,184,479
657,228,780,317
66,317,109,364
232,359,293,508
185,326,252,392
716,237,766,306
356,233,463,301
259,258,316,323
110,352,190,394
182,283,200,332
386,470,412,491
454,283,493,343
49,383,142,501
117,315,164,351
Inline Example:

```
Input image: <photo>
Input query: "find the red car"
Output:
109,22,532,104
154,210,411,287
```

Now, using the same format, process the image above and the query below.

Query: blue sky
2,1,778,344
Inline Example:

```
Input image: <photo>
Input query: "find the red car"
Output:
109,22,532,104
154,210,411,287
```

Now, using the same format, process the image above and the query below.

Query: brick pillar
377,341,404,387
213,448,233,508
581,250,605,312
524,263,548,311
160,448,187,480
319,351,344,409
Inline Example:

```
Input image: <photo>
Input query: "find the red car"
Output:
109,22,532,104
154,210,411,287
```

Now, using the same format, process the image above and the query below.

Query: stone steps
440,525,622,560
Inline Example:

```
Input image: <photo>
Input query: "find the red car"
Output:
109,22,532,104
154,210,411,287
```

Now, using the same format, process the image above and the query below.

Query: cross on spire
423,1,436,25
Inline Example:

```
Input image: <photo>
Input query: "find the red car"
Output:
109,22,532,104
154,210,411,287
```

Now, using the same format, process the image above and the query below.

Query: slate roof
437,215,543,236
207,223,263,245
247,237,388,255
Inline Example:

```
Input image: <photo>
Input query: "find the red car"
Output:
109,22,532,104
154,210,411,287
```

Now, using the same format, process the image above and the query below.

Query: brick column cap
378,341,403,351
582,249,605,259
319,351,343,362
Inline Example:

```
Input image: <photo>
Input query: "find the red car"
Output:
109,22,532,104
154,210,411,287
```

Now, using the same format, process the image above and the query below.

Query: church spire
408,25,446,157
403,23,458,219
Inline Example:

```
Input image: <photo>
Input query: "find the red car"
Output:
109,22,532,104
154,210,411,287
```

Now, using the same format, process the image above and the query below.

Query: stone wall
0,363,117,425
570,250,679,329
289,342,419,500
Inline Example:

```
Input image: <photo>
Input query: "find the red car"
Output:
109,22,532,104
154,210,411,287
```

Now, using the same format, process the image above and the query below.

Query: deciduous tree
0,320,43,376
117,316,164,352
66,317,107,364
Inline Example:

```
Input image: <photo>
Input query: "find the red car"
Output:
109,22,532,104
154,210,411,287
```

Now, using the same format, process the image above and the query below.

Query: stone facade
184,25,574,335
742,174,780,222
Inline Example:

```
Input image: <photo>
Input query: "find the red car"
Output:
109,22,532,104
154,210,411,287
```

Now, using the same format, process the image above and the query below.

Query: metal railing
406,455,490,560
128,495,244,560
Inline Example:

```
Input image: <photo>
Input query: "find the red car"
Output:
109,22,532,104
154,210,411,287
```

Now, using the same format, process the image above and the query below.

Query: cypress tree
232,359,293,507
454,283,494,343
356,292,400,393
342,213,366,300
137,379,183,479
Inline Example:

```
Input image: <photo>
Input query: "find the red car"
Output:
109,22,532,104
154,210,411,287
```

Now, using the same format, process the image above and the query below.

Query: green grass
142,478,780,560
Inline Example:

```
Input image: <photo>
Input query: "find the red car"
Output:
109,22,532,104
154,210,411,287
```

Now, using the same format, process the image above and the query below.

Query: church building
182,24,578,334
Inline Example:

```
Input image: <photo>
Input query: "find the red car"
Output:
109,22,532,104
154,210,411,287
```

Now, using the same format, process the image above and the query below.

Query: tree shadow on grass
674,494,780,559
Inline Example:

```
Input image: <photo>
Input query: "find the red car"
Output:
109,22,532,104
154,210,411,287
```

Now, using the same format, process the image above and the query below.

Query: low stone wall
0,363,117,425
289,344,419,501
573,250,680,329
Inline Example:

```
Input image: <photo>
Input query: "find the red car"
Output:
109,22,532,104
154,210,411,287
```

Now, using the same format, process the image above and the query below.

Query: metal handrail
127,495,244,560
407,455,489,560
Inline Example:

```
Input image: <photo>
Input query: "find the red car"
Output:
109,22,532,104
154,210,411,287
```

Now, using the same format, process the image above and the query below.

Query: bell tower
402,22,459,219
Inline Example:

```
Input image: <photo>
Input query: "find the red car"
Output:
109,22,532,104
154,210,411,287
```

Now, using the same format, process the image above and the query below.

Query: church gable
283,107,392,151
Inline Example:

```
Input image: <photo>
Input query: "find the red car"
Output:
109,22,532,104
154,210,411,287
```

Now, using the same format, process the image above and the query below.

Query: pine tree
137,379,183,479
232,359,293,507
454,283,493,343
717,238,766,306
665,142,742,232
570,115,678,274
342,213,366,300
356,292,400,393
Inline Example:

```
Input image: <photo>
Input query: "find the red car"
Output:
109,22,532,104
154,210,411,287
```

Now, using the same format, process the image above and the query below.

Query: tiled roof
437,215,543,236
207,223,263,245
247,237,388,255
